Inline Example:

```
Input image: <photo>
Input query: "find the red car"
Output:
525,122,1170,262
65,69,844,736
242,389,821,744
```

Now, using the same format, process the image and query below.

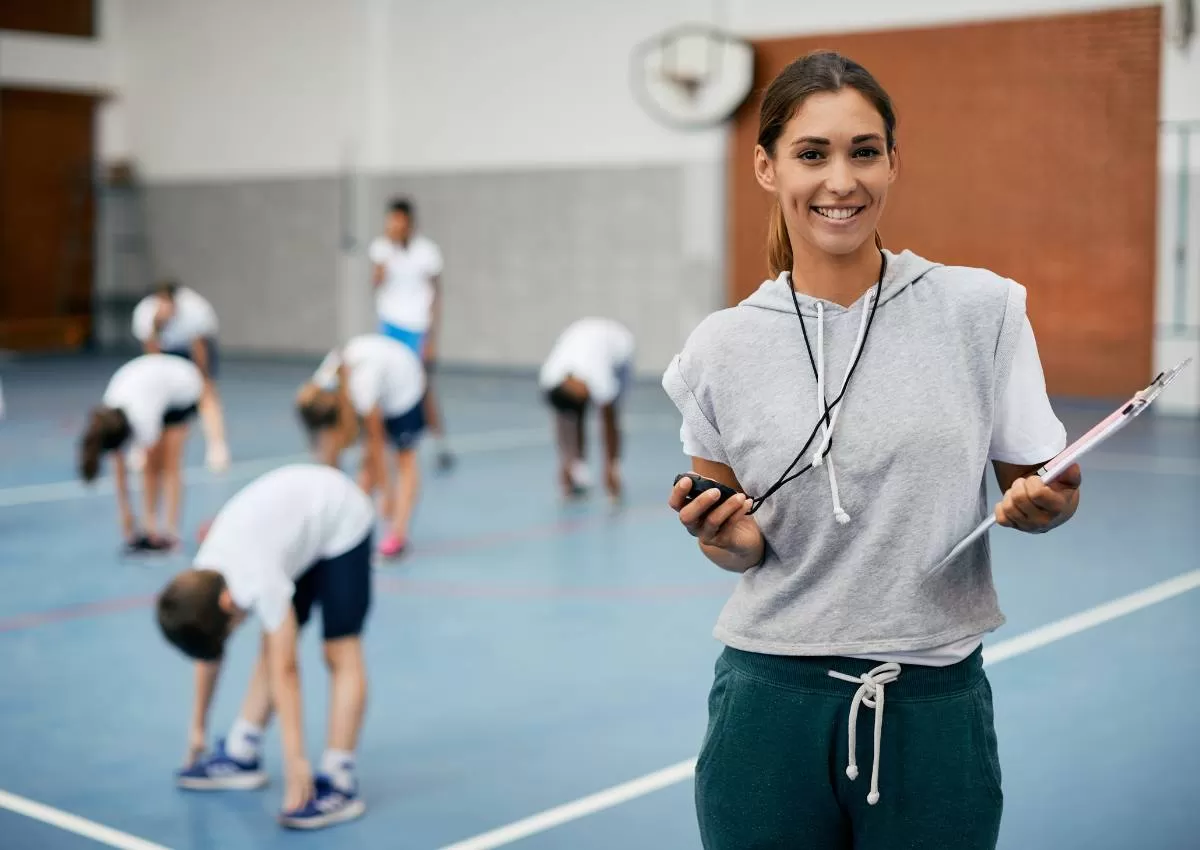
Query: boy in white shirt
132,280,230,473
370,198,454,471
538,318,636,501
156,463,374,831
79,354,204,552
296,333,427,558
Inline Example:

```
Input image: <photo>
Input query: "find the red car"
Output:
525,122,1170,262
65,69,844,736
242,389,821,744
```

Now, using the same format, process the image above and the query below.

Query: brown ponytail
331,362,360,450
79,407,132,482
295,362,359,452
767,202,793,279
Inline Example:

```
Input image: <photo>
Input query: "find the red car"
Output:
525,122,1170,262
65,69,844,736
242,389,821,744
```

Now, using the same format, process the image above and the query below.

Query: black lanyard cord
746,254,886,514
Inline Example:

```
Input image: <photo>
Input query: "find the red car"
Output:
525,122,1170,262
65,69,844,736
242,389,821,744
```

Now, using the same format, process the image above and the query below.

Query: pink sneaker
378,534,407,559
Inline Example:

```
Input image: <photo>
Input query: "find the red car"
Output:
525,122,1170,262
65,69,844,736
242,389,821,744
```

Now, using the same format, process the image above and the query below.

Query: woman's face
755,88,897,260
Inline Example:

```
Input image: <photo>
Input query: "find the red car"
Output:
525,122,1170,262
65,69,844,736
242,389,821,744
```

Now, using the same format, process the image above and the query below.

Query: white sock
225,717,264,763
320,749,356,793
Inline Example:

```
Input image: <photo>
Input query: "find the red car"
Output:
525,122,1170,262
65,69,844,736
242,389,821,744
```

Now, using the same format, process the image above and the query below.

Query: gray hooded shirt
662,249,1028,656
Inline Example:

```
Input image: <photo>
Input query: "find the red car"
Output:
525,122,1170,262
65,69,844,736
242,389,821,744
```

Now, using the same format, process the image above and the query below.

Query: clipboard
926,357,1193,576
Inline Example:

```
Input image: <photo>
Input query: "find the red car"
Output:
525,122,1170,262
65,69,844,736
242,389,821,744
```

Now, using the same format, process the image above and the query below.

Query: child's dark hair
388,197,414,219
546,384,588,415
295,369,359,450
759,50,897,277
296,388,341,436
79,406,132,482
156,569,233,662
153,279,179,299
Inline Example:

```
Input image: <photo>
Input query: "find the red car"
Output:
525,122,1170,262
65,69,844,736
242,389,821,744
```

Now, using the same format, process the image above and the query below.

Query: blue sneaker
279,774,366,830
176,739,268,791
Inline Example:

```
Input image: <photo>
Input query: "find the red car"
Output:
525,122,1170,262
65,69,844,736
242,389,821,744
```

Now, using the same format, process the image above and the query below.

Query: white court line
981,569,1200,665
436,569,1200,850
3,574,1197,850
0,424,1192,510
0,789,171,850
0,414,679,509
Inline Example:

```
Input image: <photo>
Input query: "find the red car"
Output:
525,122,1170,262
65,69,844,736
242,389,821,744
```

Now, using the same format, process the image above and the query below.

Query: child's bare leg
141,440,165,536
160,425,189,539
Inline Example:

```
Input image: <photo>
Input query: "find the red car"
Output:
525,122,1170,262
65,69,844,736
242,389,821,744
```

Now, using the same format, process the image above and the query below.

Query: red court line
0,594,155,634
375,577,732,600
404,501,665,558
0,501,712,633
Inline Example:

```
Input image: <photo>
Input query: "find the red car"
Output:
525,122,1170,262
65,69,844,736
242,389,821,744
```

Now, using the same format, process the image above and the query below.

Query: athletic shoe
378,534,406,559
176,739,268,791
279,774,366,830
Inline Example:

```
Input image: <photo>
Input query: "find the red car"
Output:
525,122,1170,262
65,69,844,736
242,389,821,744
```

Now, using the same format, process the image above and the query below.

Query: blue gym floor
0,353,1197,850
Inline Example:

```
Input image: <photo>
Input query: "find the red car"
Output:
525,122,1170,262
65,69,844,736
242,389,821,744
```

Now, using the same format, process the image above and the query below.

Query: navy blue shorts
291,531,373,640
164,337,220,379
384,402,425,451
162,403,199,428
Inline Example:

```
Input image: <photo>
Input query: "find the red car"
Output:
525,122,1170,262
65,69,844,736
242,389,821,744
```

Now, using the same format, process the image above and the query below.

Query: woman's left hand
995,463,1082,533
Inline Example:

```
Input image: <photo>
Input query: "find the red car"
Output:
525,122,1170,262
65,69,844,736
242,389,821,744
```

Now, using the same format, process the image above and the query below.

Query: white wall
382,0,725,172
110,0,1192,176
93,0,1200,406
728,0,1158,37
115,0,364,180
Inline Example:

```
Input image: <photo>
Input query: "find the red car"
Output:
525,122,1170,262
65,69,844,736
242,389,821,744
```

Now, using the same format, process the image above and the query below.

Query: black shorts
162,404,199,428
384,403,426,451
164,336,220,379
291,531,373,640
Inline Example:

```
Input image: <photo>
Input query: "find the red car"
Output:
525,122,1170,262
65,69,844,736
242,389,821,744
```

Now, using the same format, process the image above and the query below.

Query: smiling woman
661,50,1081,850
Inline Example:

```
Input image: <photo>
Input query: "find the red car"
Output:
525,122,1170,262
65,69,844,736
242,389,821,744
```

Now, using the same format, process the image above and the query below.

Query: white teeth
814,207,861,220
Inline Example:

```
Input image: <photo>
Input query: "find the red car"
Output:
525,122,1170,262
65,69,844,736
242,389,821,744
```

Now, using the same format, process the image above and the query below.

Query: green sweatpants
695,646,1003,849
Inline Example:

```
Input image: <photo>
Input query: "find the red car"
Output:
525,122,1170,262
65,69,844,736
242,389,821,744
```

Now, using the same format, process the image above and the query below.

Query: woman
80,353,205,552
296,333,426,559
662,50,1081,849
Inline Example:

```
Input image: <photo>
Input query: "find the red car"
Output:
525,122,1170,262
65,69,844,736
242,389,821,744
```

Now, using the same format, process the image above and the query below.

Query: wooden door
0,88,98,350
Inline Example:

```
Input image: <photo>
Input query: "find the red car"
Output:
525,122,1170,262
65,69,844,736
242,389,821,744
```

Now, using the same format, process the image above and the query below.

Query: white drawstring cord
828,662,901,805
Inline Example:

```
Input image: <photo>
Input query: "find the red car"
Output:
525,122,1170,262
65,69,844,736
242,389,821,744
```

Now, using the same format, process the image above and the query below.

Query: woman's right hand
668,477,764,569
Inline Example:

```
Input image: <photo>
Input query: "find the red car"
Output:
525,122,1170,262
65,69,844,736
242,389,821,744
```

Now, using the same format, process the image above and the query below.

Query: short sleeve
131,299,156,342
425,240,444,278
348,359,384,415
312,350,341,389
587,367,620,406
661,349,731,466
680,421,723,461
368,237,390,265
254,570,296,633
989,316,1067,464
127,407,162,450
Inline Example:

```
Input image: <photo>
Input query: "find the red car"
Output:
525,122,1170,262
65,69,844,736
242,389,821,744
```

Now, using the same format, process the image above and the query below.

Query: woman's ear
754,144,777,193
887,144,900,185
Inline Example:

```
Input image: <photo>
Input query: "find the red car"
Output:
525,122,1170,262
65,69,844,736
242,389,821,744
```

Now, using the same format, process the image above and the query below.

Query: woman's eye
854,147,881,158
798,150,822,161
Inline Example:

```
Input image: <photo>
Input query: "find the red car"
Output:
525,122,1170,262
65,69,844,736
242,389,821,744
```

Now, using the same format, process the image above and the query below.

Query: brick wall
729,6,1161,398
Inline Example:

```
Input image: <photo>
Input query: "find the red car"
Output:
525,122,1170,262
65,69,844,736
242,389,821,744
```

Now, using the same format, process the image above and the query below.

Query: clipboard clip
927,357,1192,577
1129,357,1192,411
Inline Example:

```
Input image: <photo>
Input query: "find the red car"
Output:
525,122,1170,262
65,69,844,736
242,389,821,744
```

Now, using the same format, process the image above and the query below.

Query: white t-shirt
194,464,375,633
102,354,204,449
679,315,1067,667
312,334,426,418
538,318,636,406
131,287,218,352
370,234,443,332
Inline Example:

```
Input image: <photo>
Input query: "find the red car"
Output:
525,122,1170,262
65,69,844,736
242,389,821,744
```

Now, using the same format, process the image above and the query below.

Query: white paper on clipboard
925,357,1193,576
